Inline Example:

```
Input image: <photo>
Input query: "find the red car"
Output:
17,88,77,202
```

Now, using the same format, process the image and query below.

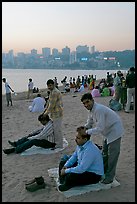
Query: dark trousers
59,155,101,188
15,137,55,153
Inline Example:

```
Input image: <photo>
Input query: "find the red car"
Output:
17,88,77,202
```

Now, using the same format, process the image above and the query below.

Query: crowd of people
2,67,135,192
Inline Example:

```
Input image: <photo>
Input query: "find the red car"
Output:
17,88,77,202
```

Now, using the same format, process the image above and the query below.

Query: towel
21,138,68,156
48,167,120,198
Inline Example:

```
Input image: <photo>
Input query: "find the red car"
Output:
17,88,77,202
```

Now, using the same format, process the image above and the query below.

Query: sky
2,2,135,55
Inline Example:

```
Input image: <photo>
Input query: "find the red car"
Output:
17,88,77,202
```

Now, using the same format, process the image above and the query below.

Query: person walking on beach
81,93,124,186
27,78,34,99
2,78,14,106
43,79,63,148
58,126,104,191
3,114,56,154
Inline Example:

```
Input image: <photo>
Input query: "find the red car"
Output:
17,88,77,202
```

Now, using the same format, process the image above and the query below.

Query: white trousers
125,88,135,112
53,117,63,148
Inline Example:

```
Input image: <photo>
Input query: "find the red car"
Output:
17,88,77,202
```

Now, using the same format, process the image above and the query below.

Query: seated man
58,126,104,192
3,114,56,154
28,93,46,113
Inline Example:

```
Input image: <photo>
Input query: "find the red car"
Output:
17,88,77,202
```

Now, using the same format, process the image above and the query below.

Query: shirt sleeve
65,147,95,174
28,121,53,140
86,111,106,135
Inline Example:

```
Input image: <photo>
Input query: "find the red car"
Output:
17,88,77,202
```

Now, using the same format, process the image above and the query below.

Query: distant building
52,48,59,57
76,45,89,53
90,46,95,54
42,47,51,58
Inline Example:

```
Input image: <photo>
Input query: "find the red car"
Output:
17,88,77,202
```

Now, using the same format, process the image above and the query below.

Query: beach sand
2,88,135,202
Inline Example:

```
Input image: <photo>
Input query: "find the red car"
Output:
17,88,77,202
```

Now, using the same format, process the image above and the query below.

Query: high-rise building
42,47,51,58
62,46,70,55
90,46,95,54
52,48,59,57
31,49,37,55
76,45,89,53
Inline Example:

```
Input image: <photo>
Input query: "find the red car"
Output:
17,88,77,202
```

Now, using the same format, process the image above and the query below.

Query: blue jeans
15,137,56,153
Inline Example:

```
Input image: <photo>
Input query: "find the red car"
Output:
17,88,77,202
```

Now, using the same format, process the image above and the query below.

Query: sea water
2,68,127,94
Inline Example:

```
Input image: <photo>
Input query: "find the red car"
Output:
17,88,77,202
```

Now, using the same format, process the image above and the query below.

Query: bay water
2,68,127,94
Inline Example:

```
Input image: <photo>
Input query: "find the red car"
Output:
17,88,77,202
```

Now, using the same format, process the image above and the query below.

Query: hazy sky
2,2,135,54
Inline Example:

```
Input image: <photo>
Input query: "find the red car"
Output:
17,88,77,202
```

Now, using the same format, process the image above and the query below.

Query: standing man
81,93,124,186
43,79,63,148
113,71,122,102
27,78,34,99
2,78,14,106
125,67,135,113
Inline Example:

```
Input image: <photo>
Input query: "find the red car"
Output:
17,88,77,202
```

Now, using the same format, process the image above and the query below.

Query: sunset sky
2,2,135,55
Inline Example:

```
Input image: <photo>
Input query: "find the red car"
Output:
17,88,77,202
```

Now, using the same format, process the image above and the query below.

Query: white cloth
5,82,11,93
28,81,33,90
85,102,124,144
29,96,45,112
48,167,120,198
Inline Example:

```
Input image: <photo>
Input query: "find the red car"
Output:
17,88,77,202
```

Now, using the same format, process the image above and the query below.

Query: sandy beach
2,88,135,202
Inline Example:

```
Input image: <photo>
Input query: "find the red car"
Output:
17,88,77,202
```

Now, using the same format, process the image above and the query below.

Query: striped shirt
28,120,54,143
45,87,63,119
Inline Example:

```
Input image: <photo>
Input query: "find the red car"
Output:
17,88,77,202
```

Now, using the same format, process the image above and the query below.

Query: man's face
82,99,94,110
75,133,87,146
47,84,54,91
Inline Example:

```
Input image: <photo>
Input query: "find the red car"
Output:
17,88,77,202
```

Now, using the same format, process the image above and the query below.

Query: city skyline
2,2,135,54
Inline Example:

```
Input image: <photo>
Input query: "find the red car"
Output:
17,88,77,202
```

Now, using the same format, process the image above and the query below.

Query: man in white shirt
28,93,46,113
2,78,14,106
81,93,124,185
3,114,56,154
58,126,104,191
27,78,34,99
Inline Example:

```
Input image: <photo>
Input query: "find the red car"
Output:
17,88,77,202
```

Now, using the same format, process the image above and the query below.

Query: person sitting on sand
91,86,101,97
58,126,104,192
28,93,46,113
3,114,56,154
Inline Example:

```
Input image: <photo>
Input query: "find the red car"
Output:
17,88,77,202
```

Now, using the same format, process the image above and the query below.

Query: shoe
3,148,15,154
58,184,71,192
25,178,35,186
125,110,129,113
25,176,45,186
26,181,46,192
8,140,16,147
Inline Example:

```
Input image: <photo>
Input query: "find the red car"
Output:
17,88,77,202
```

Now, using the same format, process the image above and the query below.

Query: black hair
81,93,93,102
47,79,54,85
38,114,50,122
77,126,90,140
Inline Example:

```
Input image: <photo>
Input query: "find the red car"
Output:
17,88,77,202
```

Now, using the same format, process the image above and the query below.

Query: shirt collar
79,140,91,150
90,102,96,113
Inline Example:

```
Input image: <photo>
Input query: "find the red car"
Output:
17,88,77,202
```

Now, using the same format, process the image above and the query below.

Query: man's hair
129,67,135,72
81,93,93,102
37,93,41,97
38,114,50,122
77,126,90,140
47,79,54,85
2,78,6,82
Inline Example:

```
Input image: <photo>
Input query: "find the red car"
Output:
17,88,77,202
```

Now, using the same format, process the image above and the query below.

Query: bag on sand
109,99,122,111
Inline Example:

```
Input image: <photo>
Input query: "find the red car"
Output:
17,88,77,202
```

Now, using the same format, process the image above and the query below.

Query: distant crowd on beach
3,68,135,112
